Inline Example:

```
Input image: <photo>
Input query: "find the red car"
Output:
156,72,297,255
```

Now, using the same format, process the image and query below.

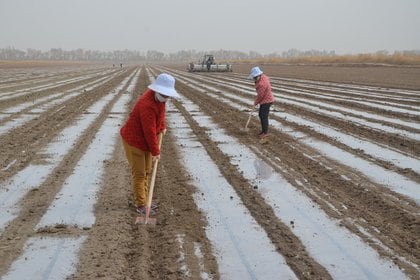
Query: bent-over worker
120,73,179,214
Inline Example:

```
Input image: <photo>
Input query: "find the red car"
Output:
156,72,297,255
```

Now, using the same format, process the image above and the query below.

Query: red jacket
120,89,166,156
254,74,275,106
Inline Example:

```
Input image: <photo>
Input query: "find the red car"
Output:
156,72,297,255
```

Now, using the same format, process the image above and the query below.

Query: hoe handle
245,111,252,129
144,133,164,222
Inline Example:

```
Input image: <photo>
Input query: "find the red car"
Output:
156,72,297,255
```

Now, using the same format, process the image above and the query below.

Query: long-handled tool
135,133,164,225
240,108,254,132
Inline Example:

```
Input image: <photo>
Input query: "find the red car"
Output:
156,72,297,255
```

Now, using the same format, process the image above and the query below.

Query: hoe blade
135,206,157,225
135,216,156,225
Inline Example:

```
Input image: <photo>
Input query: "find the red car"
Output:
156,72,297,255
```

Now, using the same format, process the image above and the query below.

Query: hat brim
148,84,180,98
248,70,263,80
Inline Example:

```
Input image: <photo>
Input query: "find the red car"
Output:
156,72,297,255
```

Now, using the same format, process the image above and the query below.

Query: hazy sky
1,0,419,54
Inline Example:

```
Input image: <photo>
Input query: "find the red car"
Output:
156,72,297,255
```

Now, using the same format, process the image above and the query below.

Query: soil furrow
0,69,121,110
2,63,419,279
167,70,420,175
0,67,112,93
169,79,333,279
71,67,219,280
0,69,133,182
0,68,138,276
172,75,419,277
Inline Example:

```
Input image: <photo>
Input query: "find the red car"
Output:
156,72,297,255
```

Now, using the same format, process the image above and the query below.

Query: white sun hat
248,66,263,79
148,73,180,98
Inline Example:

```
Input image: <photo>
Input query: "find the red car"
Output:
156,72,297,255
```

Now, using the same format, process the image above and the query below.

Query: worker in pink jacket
248,66,275,140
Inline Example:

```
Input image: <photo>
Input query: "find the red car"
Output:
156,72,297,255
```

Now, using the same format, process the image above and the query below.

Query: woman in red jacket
248,66,275,142
120,73,179,214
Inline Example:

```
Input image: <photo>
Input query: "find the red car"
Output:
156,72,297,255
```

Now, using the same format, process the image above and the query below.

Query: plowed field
0,62,419,280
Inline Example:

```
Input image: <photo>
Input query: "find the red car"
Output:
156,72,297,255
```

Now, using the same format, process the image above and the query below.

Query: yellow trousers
122,138,152,207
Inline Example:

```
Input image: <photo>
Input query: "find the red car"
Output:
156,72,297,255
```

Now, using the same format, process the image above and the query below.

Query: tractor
188,54,232,72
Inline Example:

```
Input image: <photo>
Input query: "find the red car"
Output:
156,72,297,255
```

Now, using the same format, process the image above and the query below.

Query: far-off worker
248,66,275,142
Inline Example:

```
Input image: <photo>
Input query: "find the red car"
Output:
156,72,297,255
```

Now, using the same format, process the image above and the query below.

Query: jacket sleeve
139,107,160,156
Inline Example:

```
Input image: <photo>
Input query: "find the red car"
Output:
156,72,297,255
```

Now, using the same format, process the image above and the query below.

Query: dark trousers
259,103,272,134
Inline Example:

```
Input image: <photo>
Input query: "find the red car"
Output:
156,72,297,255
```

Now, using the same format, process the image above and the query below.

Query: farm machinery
188,54,233,72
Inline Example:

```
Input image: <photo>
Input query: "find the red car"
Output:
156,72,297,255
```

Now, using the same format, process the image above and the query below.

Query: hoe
241,107,256,133
135,133,164,226
241,110,253,132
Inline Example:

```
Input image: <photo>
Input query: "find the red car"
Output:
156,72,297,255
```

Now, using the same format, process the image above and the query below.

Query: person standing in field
120,73,179,214
248,66,275,142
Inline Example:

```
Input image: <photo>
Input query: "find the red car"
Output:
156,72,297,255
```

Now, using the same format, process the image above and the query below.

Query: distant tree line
0,46,419,62
0,47,251,61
